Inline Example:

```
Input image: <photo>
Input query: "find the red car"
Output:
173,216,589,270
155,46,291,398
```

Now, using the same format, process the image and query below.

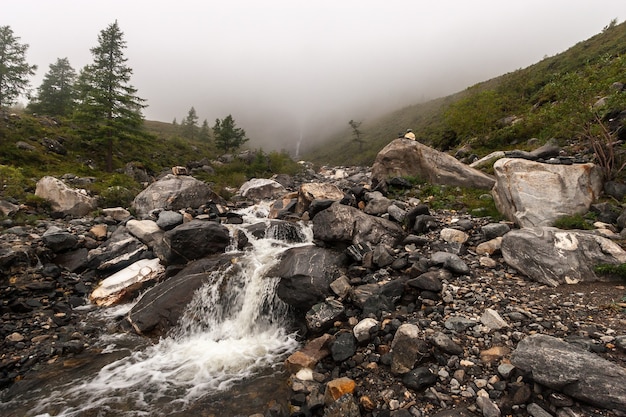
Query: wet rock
402,366,437,391
330,331,357,362
160,219,230,265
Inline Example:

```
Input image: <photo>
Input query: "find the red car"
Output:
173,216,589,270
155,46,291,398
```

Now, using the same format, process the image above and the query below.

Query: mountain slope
302,19,626,167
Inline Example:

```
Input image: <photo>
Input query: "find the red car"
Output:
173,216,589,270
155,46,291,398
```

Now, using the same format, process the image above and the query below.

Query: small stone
324,377,356,404
526,402,552,417
497,363,515,379
476,395,501,417
6,332,25,342
480,309,508,330
480,346,510,364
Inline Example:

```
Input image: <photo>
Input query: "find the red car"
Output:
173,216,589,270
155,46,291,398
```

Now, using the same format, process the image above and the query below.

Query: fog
4,1,623,154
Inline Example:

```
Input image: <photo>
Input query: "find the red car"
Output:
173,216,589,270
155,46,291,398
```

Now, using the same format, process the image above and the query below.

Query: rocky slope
0,164,625,417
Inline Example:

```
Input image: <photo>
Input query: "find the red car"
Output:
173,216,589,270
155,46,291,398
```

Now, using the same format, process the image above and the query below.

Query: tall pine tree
29,57,76,117
74,21,146,172
0,26,37,108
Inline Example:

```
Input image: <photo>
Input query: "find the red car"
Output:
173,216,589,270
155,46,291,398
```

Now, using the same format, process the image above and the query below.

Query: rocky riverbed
1,165,626,417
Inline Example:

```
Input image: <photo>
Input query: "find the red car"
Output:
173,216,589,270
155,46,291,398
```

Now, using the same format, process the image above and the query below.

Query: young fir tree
213,114,248,153
74,21,146,172
29,57,76,117
0,26,37,108
349,119,364,151
199,118,211,142
181,106,199,140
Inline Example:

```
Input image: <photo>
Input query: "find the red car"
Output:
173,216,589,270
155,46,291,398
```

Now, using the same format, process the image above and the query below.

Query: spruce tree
181,106,198,140
74,21,146,172
0,26,37,108
199,118,211,142
213,114,248,153
29,57,76,117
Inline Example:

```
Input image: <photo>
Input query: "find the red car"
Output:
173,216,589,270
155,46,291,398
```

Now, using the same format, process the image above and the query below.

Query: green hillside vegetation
303,19,626,167
0,113,301,209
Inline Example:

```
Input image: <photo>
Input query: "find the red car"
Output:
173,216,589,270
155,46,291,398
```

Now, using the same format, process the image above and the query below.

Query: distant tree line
174,106,248,153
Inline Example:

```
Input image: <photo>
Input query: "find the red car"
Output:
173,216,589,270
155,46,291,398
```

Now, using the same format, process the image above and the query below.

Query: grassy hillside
303,19,626,167
0,112,301,209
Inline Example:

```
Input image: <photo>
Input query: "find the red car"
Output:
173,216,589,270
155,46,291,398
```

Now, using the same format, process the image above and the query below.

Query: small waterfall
23,216,312,417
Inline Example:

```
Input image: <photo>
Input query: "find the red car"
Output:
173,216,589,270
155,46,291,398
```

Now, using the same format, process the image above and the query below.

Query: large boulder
35,176,98,217
511,334,626,411
127,254,239,336
238,178,286,201
371,139,495,190
501,227,626,286
131,174,223,217
269,245,347,311
159,219,230,265
312,203,404,247
296,183,345,214
491,158,603,227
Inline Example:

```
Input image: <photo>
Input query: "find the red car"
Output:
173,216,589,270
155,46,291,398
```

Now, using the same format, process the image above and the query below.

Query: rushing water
1,207,312,417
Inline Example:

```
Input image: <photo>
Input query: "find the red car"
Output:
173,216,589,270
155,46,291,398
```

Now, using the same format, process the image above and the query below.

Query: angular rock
402,366,437,391
306,299,345,333
35,176,98,217
313,203,404,247
430,251,470,275
156,210,183,230
271,245,346,310
160,219,230,265
296,182,344,214
491,158,603,227
330,331,357,362
371,139,495,190
87,226,148,273
126,219,164,248
480,308,508,331
101,207,131,221
42,226,78,252
390,323,430,374
501,227,626,286
511,334,626,411
238,178,286,201
90,258,165,306
431,331,463,355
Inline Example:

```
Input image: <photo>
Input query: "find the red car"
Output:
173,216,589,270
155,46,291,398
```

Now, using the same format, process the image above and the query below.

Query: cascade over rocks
371,139,495,191
491,158,603,227
127,254,239,336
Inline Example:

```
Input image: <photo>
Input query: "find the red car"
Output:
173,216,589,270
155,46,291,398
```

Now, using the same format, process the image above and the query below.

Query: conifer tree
181,106,199,140
28,57,76,117
0,26,37,108
213,114,248,153
74,21,146,172
199,118,211,142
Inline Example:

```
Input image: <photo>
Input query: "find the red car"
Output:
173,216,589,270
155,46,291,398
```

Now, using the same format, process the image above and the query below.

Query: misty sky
4,1,623,152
